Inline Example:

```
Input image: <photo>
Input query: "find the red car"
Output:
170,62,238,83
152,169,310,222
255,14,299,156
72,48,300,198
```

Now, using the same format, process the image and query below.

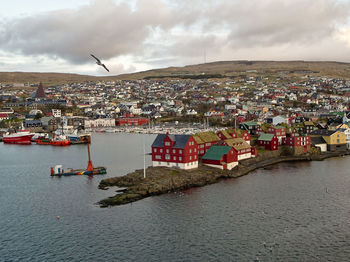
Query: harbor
1,133,350,261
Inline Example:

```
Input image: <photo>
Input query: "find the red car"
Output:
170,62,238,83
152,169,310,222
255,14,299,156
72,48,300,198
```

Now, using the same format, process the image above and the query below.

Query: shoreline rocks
98,151,349,208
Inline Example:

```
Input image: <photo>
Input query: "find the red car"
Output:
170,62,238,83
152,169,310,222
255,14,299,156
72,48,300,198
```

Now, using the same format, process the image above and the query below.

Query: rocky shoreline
98,150,349,207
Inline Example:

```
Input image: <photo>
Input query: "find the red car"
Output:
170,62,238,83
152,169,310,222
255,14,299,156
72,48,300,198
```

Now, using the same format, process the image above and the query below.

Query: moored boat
50,165,107,176
50,135,70,146
3,130,35,145
50,140,70,146
50,143,106,176
35,138,51,145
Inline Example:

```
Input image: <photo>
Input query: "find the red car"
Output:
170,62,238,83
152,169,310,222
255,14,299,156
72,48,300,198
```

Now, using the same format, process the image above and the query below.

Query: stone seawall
98,151,349,207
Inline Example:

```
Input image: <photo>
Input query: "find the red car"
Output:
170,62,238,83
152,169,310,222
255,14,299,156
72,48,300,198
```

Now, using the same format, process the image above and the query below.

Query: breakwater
98,150,349,207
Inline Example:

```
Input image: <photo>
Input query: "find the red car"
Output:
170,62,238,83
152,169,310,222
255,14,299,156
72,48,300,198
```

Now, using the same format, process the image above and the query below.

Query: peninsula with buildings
1,61,350,206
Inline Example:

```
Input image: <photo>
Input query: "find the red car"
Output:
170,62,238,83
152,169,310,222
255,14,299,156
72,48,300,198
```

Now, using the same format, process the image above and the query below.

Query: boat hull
50,140,70,146
3,134,34,144
51,167,107,176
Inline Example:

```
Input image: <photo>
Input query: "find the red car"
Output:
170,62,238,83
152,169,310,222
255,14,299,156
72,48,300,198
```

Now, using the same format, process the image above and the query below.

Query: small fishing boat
50,135,70,146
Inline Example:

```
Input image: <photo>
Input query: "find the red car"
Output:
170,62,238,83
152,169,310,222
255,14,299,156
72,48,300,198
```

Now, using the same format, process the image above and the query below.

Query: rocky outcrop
98,151,349,207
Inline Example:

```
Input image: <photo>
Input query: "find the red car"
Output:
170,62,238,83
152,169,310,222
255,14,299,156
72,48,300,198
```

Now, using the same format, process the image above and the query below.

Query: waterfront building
311,137,328,152
310,129,347,151
257,133,279,151
192,131,220,158
282,133,311,153
219,138,253,160
116,117,149,126
84,118,116,128
202,145,238,170
151,133,199,170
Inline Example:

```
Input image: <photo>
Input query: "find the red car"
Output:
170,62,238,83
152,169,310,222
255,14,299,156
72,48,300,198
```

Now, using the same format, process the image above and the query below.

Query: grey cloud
0,0,350,70
0,0,174,64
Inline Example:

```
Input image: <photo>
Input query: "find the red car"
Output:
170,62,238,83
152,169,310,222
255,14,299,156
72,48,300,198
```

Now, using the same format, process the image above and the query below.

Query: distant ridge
2,60,350,85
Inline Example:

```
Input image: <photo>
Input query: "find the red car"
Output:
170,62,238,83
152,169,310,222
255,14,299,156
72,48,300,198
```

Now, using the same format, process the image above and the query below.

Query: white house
84,118,116,128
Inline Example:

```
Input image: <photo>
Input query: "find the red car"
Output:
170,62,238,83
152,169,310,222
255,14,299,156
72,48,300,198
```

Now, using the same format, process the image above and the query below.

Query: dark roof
151,134,191,149
24,119,41,124
309,129,336,136
311,136,326,145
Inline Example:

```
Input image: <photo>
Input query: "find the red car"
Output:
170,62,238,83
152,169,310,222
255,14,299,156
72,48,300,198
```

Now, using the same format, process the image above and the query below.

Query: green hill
2,60,350,85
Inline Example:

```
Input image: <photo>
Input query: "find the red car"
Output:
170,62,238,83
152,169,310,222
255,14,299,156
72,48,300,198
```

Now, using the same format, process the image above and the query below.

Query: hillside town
1,74,350,160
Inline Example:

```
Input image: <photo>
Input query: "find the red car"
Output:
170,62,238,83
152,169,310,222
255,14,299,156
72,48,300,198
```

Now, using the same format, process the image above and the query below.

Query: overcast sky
1,0,350,76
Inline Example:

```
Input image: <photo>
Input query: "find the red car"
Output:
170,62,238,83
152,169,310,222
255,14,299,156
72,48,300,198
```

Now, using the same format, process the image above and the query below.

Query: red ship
3,130,35,145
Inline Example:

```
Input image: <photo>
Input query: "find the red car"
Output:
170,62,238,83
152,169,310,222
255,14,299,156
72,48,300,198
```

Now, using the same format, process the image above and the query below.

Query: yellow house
310,129,347,151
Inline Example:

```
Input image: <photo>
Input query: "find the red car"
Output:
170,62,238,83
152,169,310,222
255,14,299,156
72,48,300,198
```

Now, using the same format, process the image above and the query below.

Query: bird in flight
90,54,109,72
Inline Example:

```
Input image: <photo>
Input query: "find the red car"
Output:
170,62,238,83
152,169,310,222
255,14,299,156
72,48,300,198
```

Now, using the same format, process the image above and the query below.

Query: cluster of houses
3,74,350,125
151,120,350,170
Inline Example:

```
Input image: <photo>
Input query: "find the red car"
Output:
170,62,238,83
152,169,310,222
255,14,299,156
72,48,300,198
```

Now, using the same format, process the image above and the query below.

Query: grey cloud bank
1,0,350,74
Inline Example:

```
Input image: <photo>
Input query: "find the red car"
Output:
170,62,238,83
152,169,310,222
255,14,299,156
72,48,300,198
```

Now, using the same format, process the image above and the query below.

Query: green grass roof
258,133,275,141
202,146,231,161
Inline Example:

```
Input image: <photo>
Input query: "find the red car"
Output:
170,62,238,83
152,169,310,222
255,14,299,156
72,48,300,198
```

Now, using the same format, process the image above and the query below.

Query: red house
152,133,198,169
202,145,238,170
240,130,251,144
217,128,251,144
257,133,279,151
116,117,149,126
255,125,265,137
282,134,311,153
193,131,220,158
267,126,286,144
0,113,9,120
219,138,252,160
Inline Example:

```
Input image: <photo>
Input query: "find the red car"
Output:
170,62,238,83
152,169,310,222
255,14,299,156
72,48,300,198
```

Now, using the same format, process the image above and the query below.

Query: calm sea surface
1,133,350,262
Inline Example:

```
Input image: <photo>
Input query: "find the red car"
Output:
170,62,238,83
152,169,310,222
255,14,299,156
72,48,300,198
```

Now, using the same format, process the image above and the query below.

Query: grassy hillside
2,60,350,85
116,60,350,80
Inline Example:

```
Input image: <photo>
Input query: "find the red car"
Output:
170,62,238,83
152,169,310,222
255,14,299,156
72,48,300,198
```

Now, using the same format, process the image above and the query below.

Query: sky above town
1,0,350,76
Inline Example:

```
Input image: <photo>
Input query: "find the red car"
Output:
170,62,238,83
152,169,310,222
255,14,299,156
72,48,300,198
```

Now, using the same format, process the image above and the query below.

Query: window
179,157,182,161
154,148,157,152
195,155,197,160
160,149,163,153
190,156,192,160
173,149,176,154
165,154,170,160
173,156,177,160
166,149,169,153
194,148,197,152
155,155,161,159
337,139,340,143
179,150,182,154
189,149,192,153
165,142,170,146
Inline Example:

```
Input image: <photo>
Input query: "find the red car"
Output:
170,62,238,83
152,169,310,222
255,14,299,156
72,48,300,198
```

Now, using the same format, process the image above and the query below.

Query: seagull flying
90,54,109,72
